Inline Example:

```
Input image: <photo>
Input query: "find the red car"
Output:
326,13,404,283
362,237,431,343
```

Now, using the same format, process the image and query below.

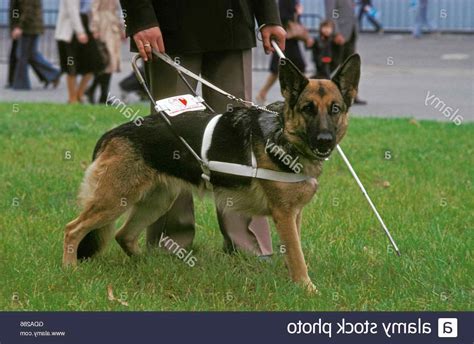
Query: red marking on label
179,98,187,106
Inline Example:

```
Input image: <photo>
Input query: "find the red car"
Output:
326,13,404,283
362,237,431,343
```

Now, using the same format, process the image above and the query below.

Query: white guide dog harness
154,94,310,184
200,114,310,183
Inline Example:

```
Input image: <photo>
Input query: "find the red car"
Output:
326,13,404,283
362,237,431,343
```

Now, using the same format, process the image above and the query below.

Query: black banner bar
0,312,472,344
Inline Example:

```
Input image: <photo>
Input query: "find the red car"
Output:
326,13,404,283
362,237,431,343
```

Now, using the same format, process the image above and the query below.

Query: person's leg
341,30,356,62
367,13,382,32
28,34,60,83
202,49,273,256
343,30,366,105
420,2,431,31
66,75,78,103
256,72,278,104
98,73,112,103
358,6,365,29
8,39,18,87
86,74,99,103
12,34,33,90
413,5,423,37
145,54,202,250
257,53,279,103
76,73,93,102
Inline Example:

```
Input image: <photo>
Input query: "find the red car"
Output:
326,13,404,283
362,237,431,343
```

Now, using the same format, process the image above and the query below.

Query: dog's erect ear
279,58,309,108
332,54,361,108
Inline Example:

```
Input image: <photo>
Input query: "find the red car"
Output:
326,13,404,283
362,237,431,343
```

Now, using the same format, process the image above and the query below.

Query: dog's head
279,54,360,160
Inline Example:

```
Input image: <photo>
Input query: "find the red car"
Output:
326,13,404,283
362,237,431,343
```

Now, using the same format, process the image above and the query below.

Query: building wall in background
0,0,472,31
300,0,473,32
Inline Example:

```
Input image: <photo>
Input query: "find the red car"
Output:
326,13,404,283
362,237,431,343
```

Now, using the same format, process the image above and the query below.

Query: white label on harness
154,94,206,117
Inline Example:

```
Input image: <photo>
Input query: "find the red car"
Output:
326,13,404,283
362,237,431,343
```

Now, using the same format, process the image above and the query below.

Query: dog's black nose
315,131,334,151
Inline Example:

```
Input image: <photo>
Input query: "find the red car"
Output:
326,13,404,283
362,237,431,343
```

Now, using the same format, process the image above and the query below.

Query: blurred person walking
86,0,124,104
325,0,366,104
257,0,312,104
120,0,286,257
412,0,432,38
7,0,47,88
55,0,103,103
358,0,382,33
11,0,60,90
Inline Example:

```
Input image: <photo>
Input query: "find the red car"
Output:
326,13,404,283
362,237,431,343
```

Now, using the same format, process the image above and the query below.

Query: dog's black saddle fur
93,102,300,189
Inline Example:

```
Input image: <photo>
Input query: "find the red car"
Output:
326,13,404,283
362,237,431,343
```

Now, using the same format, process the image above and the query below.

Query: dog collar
201,115,311,183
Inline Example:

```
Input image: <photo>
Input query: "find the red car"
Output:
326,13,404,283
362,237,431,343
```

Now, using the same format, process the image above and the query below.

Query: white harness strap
201,115,310,183
201,114,222,162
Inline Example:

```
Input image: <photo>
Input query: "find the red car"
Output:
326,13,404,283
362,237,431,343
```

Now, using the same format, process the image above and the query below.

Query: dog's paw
304,280,319,295
62,259,78,269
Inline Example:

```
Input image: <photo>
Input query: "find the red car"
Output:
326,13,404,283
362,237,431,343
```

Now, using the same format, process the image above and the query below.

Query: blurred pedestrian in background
7,0,47,88
358,0,383,33
10,0,60,90
412,0,432,38
55,0,103,103
325,0,366,104
257,0,312,104
86,0,124,104
309,20,337,79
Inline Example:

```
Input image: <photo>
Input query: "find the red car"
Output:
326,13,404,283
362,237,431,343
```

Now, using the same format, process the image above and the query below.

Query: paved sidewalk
1,33,473,122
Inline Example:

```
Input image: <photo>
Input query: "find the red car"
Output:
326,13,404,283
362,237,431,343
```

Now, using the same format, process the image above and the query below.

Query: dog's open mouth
312,148,333,160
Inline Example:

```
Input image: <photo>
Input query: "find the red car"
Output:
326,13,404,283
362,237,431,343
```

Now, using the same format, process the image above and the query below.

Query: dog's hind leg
63,203,128,267
77,223,115,260
63,137,159,267
272,208,317,294
115,184,179,256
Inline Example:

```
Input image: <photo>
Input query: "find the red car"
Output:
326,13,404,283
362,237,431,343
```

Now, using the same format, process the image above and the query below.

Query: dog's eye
302,102,316,114
330,103,342,115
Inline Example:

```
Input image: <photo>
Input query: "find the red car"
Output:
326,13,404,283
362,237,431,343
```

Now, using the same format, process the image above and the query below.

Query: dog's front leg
272,209,317,294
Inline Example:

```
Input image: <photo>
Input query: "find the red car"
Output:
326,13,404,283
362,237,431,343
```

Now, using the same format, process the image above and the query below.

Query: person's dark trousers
144,50,273,256
8,39,46,88
12,34,60,90
88,73,112,103
358,5,382,32
8,40,17,87
330,30,357,73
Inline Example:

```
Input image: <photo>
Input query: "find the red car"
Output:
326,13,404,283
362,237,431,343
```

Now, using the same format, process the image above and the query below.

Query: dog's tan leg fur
258,175,318,293
272,209,317,293
63,203,127,267
115,186,179,256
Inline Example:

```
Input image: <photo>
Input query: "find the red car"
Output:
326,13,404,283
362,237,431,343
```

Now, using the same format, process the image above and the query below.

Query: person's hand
11,27,22,40
77,33,89,44
305,36,315,48
133,26,165,61
260,25,286,54
334,33,345,45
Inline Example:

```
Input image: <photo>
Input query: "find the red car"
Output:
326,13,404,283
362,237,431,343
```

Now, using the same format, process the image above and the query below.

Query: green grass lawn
0,102,472,311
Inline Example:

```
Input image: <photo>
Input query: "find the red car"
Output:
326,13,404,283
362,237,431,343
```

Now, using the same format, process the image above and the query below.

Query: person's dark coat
11,0,44,35
120,0,282,54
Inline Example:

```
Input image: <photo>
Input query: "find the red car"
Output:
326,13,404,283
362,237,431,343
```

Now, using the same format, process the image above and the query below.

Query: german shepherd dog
63,54,360,293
